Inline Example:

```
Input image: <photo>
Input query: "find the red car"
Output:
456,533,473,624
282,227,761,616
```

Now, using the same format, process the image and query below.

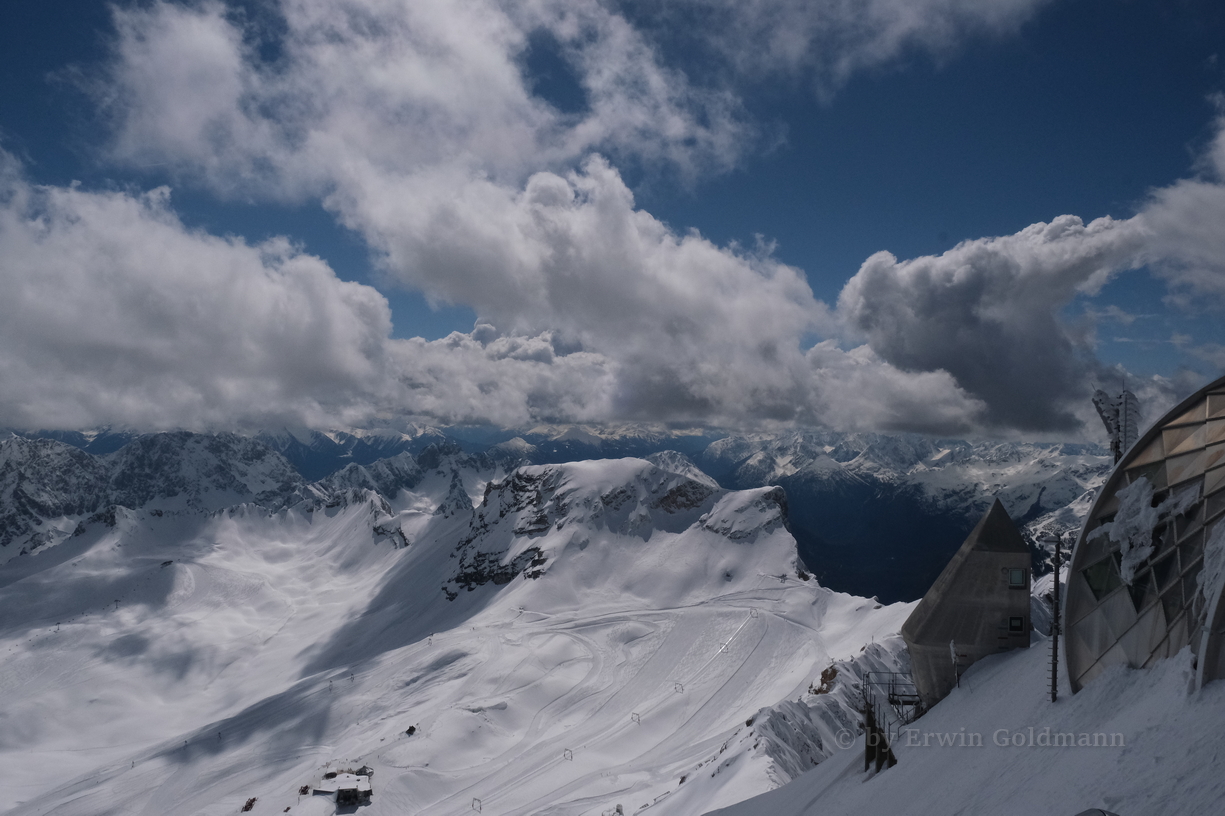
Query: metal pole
1050,533,1062,703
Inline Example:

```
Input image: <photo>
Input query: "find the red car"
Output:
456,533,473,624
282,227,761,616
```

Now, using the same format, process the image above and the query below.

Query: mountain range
0,436,910,814
3,425,1111,600
0,422,1161,815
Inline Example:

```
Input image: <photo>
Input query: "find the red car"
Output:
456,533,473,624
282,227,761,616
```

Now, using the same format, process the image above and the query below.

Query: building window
1008,568,1025,588
1082,555,1123,601
1008,616,1025,633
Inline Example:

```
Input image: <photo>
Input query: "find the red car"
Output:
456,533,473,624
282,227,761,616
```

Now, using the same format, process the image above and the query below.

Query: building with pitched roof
902,499,1032,709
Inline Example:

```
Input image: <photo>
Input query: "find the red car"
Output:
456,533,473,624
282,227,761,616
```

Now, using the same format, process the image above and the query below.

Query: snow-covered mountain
512,423,720,465
255,425,450,481
2,422,1178,816
0,451,911,815
5,425,1113,600
698,431,1110,600
0,436,110,557
0,432,316,564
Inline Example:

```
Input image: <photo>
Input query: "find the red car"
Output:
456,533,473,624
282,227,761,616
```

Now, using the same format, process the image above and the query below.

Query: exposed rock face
0,436,110,554
105,432,306,512
441,460,724,600
319,452,425,499
0,432,309,560
254,426,446,481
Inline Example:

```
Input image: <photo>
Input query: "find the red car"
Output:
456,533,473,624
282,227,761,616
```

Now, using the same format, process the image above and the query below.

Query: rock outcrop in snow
0,432,315,562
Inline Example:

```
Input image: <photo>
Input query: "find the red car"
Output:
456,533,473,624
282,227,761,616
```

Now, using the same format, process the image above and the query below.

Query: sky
1,0,1224,438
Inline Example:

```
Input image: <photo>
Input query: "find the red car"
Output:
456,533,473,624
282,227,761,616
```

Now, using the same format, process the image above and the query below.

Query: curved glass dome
1065,374,1225,692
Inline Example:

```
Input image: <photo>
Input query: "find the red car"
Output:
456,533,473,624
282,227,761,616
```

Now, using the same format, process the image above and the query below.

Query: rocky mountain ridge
2,426,1112,599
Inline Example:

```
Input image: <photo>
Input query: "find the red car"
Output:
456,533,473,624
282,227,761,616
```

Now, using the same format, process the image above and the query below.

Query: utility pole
1048,533,1062,703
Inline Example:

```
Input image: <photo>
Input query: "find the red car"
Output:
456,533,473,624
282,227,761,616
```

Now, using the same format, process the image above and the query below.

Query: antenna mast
1093,384,1142,464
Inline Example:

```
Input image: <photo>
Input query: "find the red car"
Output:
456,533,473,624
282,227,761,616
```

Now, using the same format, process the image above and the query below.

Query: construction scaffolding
861,671,925,772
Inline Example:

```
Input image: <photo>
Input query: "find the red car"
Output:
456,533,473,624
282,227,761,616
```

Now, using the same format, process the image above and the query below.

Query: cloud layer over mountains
1,0,1222,436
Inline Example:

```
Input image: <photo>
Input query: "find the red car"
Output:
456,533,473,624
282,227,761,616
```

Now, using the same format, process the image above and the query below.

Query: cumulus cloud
387,331,618,427
18,0,1214,437
802,342,986,434
73,0,1071,432
99,0,1056,197
837,215,1147,431
0,147,992,433
90,0,1018,430
831,110,1225,434
0,151,393,429
350,156,827,418
101,0,751,198
0,151,621,430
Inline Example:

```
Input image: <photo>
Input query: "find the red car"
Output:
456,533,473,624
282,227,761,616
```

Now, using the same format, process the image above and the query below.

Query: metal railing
861,671,926,770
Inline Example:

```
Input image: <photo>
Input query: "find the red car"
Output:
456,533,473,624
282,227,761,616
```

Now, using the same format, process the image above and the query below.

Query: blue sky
1,0,1223,435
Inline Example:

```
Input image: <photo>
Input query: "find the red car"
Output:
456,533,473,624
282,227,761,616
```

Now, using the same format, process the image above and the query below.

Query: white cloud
83,0,1099,435
0,150,637,431
836,215,1147,431
23,0,1213,437
802,342,987,434
102,0,751,199
1083,304,1148,326
1188,343,1225,370
1135,113,1225,306
829,110,1225,434
0,151,397,429
349,156,826,418
0,149,990,433
629,0,1052,97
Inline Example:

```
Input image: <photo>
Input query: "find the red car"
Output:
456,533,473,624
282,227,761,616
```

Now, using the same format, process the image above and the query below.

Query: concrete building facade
902,499,1032,709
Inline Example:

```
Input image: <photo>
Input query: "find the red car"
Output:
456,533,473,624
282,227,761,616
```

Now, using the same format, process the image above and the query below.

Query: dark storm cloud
837,215,1146,431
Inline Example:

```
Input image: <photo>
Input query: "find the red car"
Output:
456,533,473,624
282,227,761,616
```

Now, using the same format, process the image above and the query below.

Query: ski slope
0,458,910,815
710,633,1225,816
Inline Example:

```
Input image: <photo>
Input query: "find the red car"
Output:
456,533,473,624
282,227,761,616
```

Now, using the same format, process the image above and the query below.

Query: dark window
1008,616,1025,633
1161,583,1184,624
1151,551,1179,591
1180,531,1204,568
1008,568,1025,588
1128,572,1156,613
1082,556,1123,601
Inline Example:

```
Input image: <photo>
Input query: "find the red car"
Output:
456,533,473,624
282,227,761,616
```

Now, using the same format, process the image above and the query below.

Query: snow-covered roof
313,773,371,794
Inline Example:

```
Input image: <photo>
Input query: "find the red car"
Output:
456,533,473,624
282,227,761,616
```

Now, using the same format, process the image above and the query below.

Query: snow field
710,633,1225,816
1,460,911,815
